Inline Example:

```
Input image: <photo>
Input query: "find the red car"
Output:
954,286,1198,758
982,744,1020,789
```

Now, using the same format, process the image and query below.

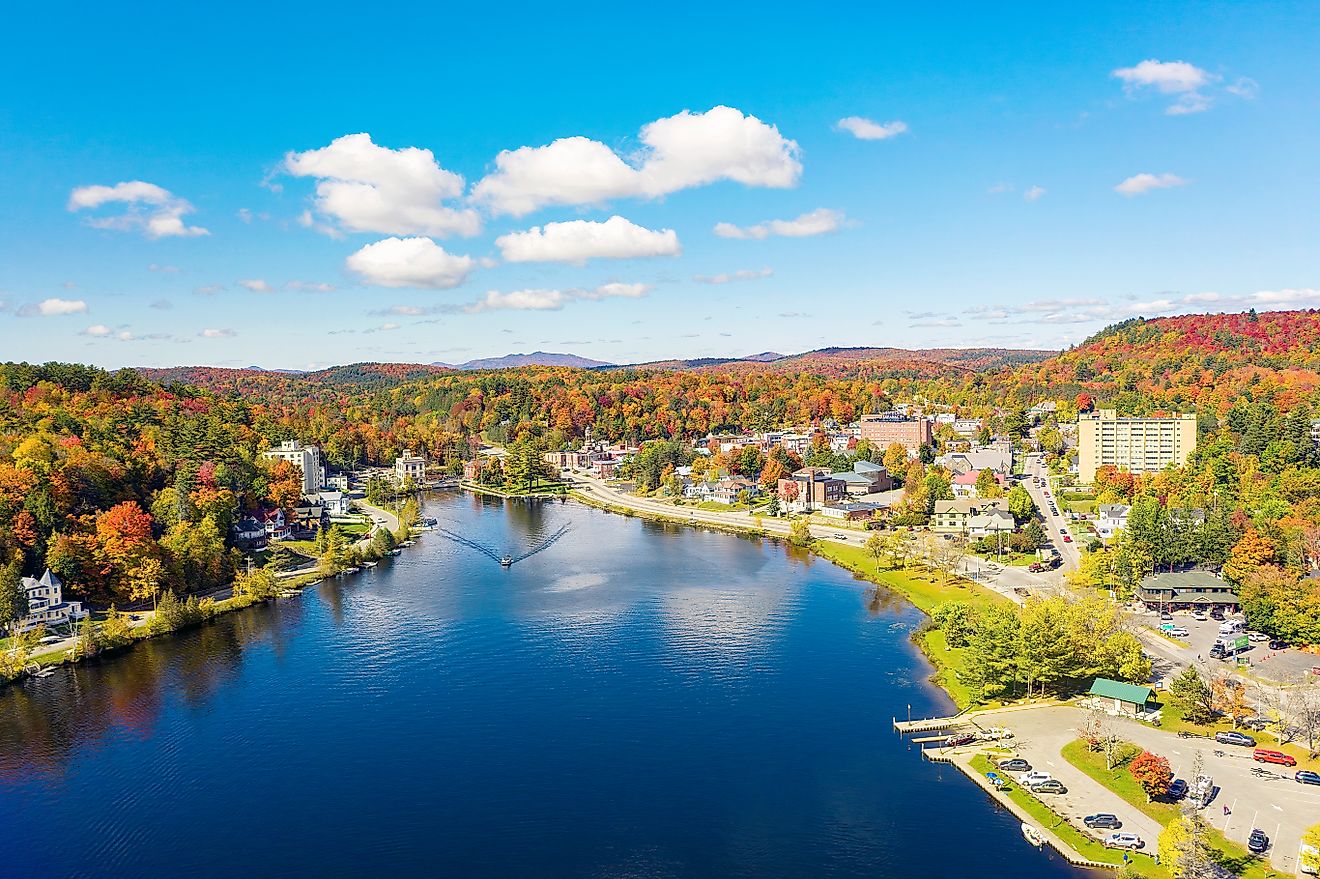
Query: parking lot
1138,609,1320,684
957,704,1320,875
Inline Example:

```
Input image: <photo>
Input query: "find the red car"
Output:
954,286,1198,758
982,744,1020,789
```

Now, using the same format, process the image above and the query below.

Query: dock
893,715,967,734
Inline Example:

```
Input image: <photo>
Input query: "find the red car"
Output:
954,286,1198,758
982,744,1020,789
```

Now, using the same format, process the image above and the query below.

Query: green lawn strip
968,754,1155,874
1060,739,1287,879
811,541,1008,615
1143,626,1191,648
921,629,974,708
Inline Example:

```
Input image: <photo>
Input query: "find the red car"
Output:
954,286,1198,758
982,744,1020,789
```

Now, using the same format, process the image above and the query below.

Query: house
1137,571,1239,612
937,444,1013,476
1087,678,1156,717
711,477,759,505
683,481,713,500
231,517,265,544
463,459,485,481
261,440,325,495
931,499,1013,535
17,569,87,633
1095,504,1130,539
326,473,350,491
258,508,290,540
318,491,351,516
951,419,983,439
394,450,426,483
292,498,325,531
951,469,1006,499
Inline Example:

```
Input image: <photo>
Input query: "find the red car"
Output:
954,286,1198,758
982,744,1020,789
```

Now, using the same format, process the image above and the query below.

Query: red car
1063,535,1073,543
1253,748,1297,767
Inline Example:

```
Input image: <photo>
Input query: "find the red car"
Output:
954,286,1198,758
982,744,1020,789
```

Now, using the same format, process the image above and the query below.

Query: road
1023,453,1082,573
967,703,1320,875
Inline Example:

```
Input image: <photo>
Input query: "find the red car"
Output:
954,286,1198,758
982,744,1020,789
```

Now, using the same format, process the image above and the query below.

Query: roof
1097,504,1130,517
1088,678,1154,705
933,499,1008,516
852,460,886,474
1139,571,1234,592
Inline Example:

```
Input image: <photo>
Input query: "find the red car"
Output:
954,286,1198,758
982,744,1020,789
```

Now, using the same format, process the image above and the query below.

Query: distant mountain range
432,351,616,370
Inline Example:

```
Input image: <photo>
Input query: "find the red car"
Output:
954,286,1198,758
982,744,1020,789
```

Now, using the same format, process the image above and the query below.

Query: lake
0,492,1086,878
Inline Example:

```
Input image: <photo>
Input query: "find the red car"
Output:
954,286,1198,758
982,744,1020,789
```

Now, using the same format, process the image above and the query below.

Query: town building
258,508,290,540
17,569,87,633
778,468,846,513
231,517,266,545
1136,571,1239,612
951,469,1006,499
317,491,351,516
543,450,591,470
394,449,426,483
711,477,759,505
261,440,325,495
818,501,881,521
851,460,894,492
858,414,933,453
1076,409,1198,484
930,499,1014,536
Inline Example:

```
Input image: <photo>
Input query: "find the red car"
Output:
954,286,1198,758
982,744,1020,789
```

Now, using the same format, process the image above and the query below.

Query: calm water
0,493,1085,878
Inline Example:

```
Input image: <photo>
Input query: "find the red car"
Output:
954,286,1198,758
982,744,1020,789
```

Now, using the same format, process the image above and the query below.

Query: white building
1096,504,1131,540
261,440,325,495
18,569,86,633
317,491,351,516
394,449,426,483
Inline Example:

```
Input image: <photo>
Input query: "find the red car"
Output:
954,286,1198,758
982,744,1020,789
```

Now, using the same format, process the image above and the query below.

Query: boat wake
436,524,571,568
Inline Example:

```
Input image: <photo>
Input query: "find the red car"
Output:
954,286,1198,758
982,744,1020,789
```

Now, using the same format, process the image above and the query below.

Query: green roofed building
1087,678,1155,716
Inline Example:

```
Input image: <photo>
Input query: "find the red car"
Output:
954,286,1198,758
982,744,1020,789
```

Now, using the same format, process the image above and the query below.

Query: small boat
389,549,402,556
1021,823,1044,847
499,555,513,567
363,561,378,568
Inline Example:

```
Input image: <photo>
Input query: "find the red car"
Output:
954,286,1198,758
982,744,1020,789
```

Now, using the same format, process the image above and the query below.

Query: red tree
1129,750,1172,802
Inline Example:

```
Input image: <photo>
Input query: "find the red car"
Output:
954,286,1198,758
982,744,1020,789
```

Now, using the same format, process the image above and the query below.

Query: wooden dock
892,715,966,734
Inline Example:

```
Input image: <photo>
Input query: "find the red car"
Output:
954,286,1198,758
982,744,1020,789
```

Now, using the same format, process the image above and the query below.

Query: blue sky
2,2,1317,369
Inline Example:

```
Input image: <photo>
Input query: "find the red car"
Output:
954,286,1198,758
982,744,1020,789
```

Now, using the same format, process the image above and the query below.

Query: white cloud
68,180,209,238
1114,172,1189,196
835,116,909,141
17,297,88,317
1023,185,1047,202
464,282,650,313
345,236,475,289
284,133,480,237
199,328,236,338
82,324,113,336
714,208,844,240
1226,77,1259,99
1111,59,1219,115
148,263,179,273
285,280,335,293
194,284,225,295
693,268,773,284
495,215,680,264
236,208,253,223
471,106,801,216
238,278,272,292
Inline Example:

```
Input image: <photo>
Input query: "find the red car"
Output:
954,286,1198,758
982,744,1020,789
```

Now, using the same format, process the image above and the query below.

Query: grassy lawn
1153,704,1320,770
968,753,1158,874
1143,626,1191,648
1061,739,1289,879
812,541,1008,615
923,629,975,707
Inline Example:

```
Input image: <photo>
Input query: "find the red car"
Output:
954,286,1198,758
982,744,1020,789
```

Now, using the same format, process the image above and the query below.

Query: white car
1022,771,1053,786
1248,632,1268,642
1192,611,1208,621
1104,833,1144,850
1167,626,1190,638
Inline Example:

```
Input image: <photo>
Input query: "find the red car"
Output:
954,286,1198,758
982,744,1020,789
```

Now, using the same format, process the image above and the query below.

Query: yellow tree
1224,526,1274,584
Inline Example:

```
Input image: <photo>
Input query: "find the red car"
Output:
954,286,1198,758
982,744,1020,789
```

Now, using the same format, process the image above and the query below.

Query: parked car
1192,775,1215,806
1296,770,1320,786
1248,632,1268,642
1159,611,1174,621
1215,730,1256,747
997,758,1031,772
1210,609,1225,621
1104,833,1144,850
1084,814,1122,829
1030,780,1067,795
1253,748,1297,767
1063,535,1073,543
1167,626,1190,638
1247,829,1269,854
944,733,977,747
1164,778,1188,800
1022,771,1053,786
1028,562,1044,573
1269,640,1289,650
1192,611,1208,621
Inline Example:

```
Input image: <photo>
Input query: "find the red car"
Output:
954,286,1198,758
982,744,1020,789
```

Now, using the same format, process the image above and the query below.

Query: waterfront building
261,440,325,495
394,449,426,483
1136,571,1238,612
18,569,87,632
1076,409,1197,484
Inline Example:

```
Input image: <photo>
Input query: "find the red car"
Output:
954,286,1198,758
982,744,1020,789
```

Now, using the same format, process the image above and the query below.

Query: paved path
1023,453,1081,574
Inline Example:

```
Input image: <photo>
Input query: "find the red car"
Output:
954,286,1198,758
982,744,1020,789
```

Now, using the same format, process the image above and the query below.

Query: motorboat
499,555,513,567
1021,824,1044,847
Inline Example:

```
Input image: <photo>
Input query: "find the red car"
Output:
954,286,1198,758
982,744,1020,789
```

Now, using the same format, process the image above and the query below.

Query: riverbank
461,480,569,499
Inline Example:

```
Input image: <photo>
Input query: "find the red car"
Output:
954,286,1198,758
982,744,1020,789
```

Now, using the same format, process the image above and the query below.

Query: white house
18,569,86,633
317,491,351,516
711,477,759,505
1096,504,1131,540
683,481,713,500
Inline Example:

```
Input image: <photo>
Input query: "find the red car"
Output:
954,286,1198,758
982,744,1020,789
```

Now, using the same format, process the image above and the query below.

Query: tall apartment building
261,439,325,495
858,414,933,454
1076,410,1197,484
